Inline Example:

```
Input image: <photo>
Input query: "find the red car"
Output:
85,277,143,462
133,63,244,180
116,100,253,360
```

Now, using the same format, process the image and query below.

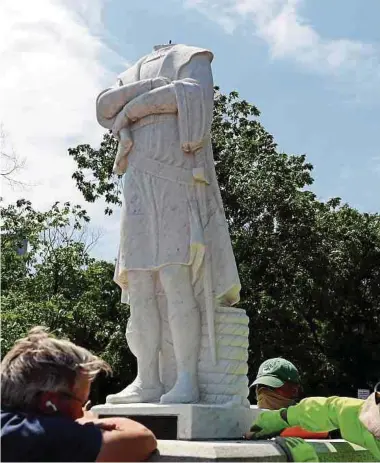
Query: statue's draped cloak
113,44,241,307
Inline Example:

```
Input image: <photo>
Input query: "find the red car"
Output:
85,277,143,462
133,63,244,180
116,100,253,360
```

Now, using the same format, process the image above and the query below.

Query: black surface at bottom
99,414,178,440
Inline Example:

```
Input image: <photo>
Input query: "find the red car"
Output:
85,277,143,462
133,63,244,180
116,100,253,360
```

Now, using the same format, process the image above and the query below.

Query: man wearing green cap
246,379,380,462
250,357,328,461
251,358,302,410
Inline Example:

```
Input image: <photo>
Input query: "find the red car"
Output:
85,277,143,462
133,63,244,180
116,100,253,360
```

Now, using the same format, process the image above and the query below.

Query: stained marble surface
96,44,247,406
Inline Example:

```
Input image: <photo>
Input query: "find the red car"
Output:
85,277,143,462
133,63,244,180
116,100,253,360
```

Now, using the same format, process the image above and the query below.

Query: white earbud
45,400,58,412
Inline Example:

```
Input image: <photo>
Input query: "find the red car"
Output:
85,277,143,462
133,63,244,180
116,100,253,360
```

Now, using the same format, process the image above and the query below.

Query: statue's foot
160,374,199,404
106,381,164,404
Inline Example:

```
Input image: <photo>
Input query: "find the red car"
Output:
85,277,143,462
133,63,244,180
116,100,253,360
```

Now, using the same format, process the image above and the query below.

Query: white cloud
0,0,124,260
185,0,380,96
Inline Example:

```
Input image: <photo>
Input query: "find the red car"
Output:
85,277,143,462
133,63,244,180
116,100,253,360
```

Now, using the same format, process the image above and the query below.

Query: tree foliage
1,124,27,188
69,133,121,215
1,200,135,402
2,89,379,402
210,91,380,397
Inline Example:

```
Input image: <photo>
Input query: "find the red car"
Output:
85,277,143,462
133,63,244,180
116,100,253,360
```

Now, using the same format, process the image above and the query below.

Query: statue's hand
112,107,130,138
112,83,177,137
110,78,171,137
151,77,171,89
113,127,133,175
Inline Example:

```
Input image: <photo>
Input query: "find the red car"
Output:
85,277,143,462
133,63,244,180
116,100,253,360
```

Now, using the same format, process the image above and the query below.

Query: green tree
1,199,135,403
215,92,380,396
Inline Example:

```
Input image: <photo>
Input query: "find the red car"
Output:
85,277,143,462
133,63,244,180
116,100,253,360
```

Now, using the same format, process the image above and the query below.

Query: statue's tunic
113,45,241,307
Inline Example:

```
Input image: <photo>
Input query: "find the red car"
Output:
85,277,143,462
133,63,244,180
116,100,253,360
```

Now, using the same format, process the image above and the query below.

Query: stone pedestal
92,403,261,440
148,439,373,462
150,440,286,462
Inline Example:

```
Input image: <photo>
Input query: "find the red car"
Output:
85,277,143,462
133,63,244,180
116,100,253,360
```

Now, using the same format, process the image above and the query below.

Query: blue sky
103,0,380,211
1,0,379,261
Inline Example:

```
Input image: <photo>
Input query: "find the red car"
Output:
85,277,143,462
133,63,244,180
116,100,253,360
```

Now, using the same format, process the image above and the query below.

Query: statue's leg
106,270,164,404
159,264,201,404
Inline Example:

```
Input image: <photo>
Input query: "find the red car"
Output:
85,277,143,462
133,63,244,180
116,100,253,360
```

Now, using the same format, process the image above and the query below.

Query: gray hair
1,326,111,411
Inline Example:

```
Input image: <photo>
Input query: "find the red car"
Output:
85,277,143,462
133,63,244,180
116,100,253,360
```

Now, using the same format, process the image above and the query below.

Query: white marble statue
96,44,246,405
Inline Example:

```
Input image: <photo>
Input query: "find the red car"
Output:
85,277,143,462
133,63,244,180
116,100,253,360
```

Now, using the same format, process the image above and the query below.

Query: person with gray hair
1,327,157,462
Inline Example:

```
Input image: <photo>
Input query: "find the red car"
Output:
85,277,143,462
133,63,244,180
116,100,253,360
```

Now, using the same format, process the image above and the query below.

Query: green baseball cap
250,358,301,388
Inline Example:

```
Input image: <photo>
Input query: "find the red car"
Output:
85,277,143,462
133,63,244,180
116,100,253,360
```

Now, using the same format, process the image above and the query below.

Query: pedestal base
149,439,373,462
92,403,261,440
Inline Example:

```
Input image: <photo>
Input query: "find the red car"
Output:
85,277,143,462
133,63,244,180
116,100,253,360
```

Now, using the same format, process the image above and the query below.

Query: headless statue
96,44,241,404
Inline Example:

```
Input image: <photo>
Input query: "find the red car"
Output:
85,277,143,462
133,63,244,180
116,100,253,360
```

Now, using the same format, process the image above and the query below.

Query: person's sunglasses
59,391,88,407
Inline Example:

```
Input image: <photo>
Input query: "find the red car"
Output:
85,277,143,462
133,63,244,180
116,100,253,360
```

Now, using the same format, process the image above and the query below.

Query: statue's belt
130,114,177,131
128,157,207,186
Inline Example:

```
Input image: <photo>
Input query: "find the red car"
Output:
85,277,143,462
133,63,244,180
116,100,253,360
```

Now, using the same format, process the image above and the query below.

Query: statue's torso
126,47,194,171
139,47,170,80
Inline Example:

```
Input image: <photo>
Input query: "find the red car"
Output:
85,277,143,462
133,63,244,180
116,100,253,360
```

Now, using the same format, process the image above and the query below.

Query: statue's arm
112,53,213,130
97,77,171,121
119,85,178,122
178,53,214,107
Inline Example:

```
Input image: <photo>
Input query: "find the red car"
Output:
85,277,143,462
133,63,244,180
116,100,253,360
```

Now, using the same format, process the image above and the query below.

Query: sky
1,0,379,261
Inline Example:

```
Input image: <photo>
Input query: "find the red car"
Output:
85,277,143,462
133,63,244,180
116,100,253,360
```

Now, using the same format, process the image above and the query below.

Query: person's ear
39,391,83,420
